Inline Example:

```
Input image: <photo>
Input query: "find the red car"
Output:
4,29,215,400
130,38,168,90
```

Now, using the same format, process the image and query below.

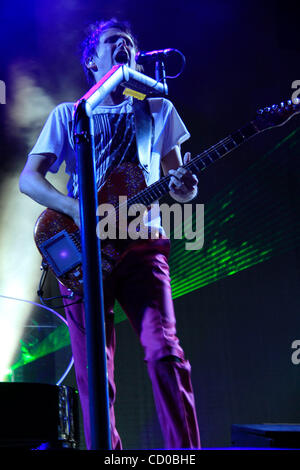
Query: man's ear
85,57,98,71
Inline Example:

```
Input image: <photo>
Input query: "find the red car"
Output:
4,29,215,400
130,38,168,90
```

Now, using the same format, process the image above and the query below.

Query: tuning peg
264,107,271,112
280,102,285,108
257,108,264,114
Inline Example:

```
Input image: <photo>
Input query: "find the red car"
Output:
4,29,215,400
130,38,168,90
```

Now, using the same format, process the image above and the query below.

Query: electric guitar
34,99,300,295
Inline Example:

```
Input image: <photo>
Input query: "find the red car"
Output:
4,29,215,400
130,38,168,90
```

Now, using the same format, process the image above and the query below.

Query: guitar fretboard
127,121,259,208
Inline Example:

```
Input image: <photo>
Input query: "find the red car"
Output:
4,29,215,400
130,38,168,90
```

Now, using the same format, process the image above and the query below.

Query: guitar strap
132,98,154,174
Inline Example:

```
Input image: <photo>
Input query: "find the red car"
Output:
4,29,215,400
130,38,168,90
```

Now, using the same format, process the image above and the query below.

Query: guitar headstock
254,99,300,131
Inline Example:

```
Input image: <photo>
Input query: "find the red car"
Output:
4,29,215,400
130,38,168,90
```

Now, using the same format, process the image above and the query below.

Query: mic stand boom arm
73,65,166,450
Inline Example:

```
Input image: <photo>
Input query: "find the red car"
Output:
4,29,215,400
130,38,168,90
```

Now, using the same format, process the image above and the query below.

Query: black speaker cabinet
0,383,79,449
231,424,300,448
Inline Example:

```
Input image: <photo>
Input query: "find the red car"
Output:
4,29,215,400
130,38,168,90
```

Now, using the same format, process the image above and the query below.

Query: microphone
135,48,175,64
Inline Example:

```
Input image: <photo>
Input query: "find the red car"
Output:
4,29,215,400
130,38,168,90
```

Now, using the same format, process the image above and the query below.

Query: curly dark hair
80,18,139,84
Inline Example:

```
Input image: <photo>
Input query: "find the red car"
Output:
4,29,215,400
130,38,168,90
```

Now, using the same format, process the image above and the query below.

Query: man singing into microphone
19,18,200,450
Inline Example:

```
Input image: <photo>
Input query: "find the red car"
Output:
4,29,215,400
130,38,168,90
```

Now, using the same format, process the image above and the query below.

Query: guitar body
34,163,148,295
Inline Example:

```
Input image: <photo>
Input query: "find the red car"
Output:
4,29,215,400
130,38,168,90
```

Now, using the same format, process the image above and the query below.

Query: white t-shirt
28,97,190,232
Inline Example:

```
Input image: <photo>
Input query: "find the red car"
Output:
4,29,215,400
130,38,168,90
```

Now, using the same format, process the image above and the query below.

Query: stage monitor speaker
231,424,300,448
0,383,79,449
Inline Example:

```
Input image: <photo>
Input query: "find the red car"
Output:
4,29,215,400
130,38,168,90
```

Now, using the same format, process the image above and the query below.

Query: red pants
60,238,200,449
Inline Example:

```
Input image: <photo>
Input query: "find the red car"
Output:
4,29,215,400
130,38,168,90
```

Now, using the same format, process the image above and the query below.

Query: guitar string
112,132,247,214
121,107,300,212
96,105,299,216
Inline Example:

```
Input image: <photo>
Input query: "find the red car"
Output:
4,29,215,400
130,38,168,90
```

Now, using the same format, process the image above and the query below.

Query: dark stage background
0,0,299,449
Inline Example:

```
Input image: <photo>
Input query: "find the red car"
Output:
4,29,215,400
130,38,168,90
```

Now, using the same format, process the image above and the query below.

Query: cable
0,293,74,385
164,48,186,80
37,264,82,309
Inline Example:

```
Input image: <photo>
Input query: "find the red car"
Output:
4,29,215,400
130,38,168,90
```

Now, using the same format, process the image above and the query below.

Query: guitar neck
128,120,260,207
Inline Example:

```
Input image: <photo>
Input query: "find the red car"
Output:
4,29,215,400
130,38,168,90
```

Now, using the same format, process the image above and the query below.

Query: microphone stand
155,59,168,96
73,64,166,450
